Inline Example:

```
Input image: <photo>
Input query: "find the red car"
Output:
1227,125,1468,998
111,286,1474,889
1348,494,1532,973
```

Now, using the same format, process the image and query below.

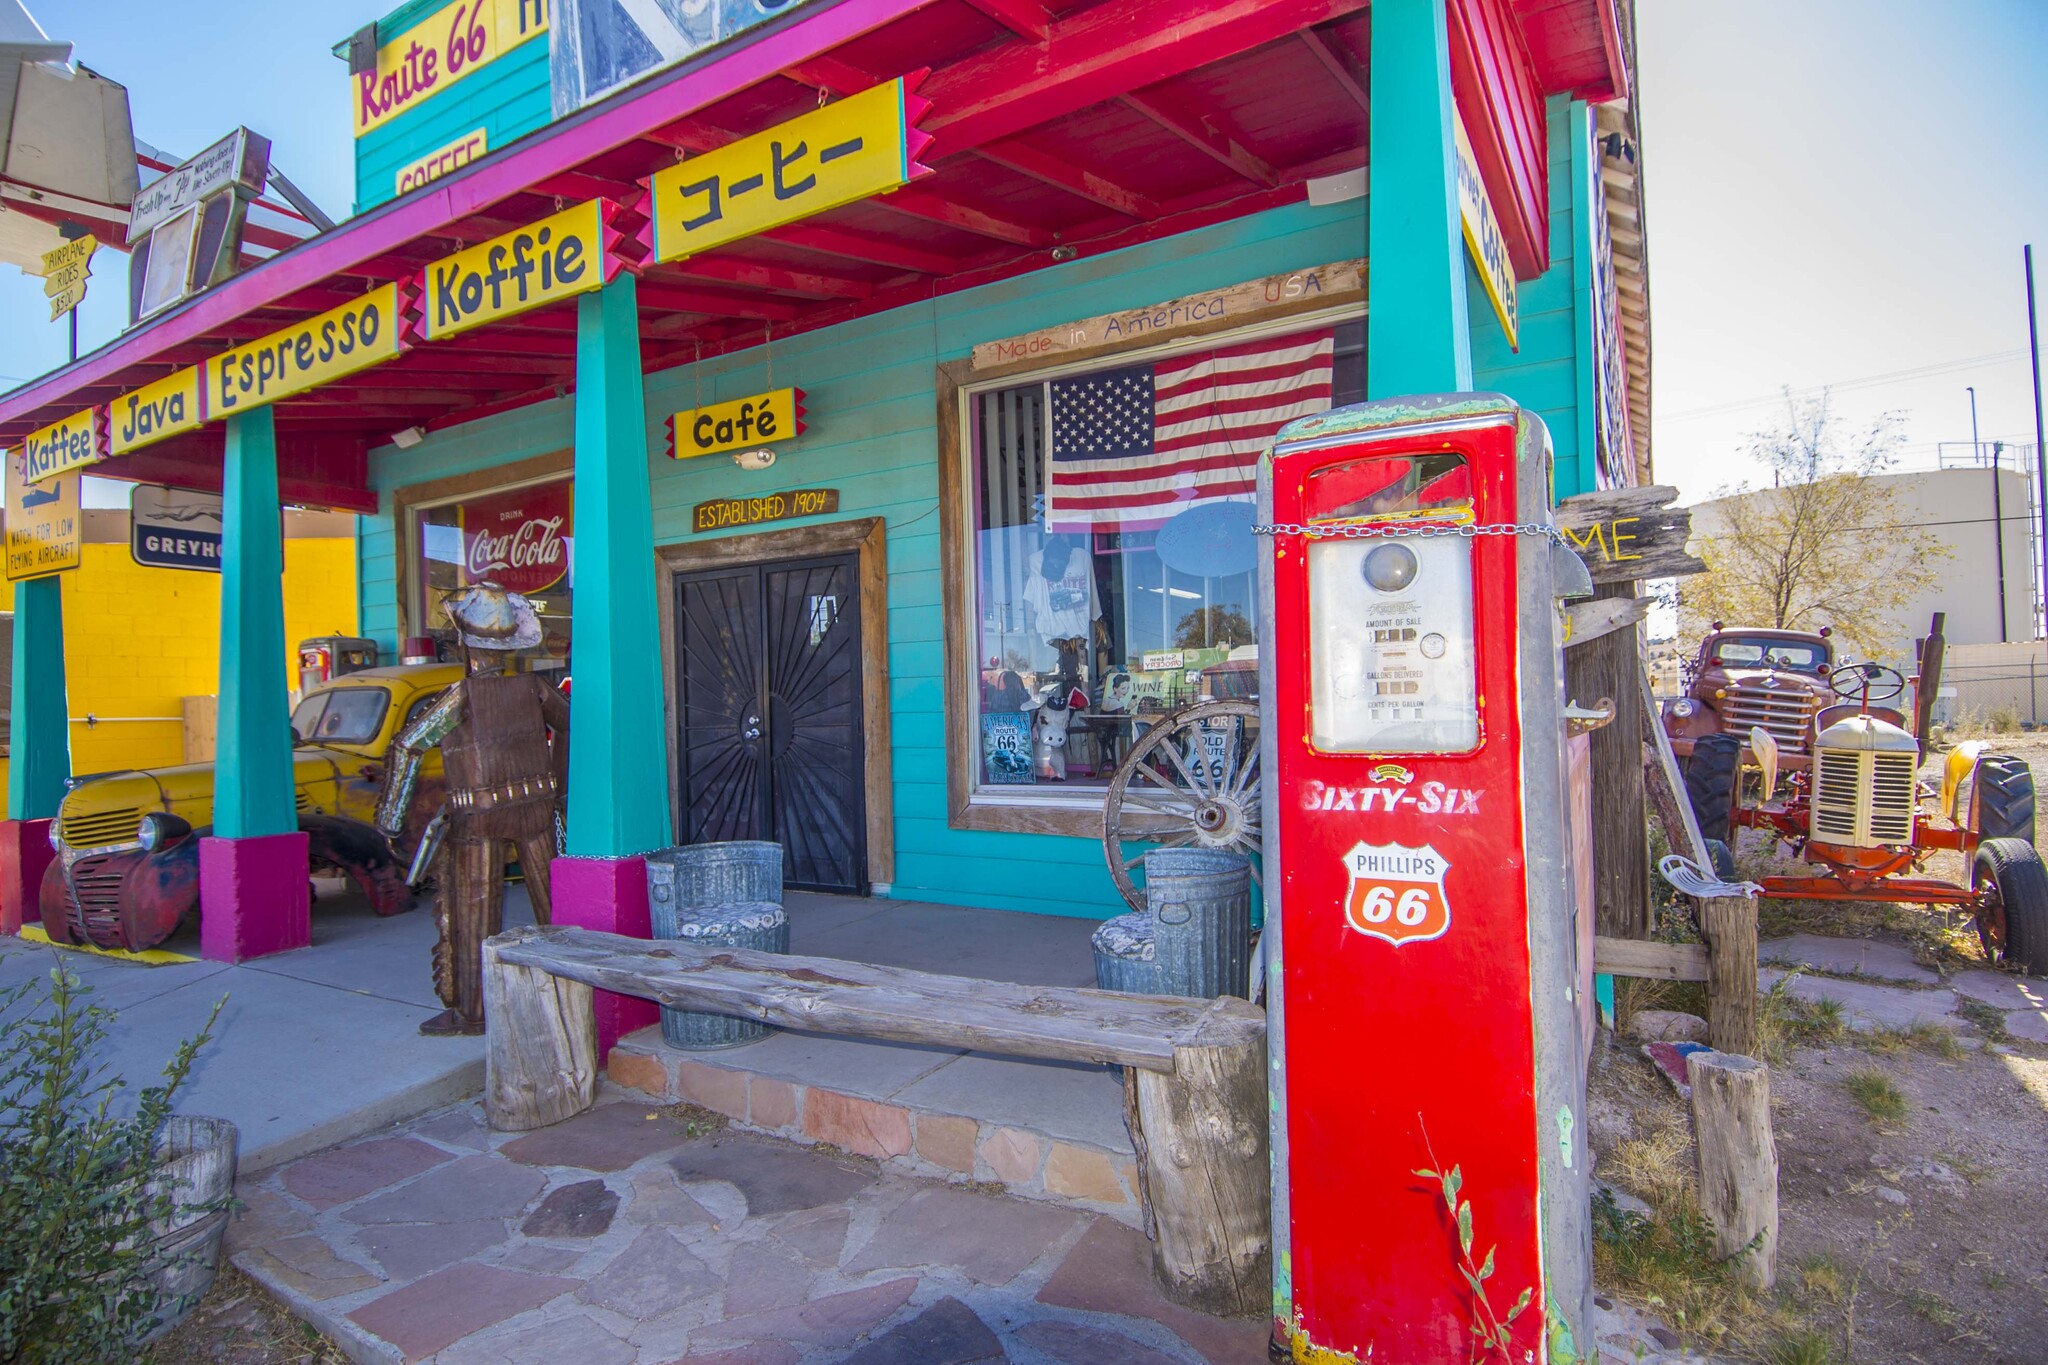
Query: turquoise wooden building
0,0,1650,952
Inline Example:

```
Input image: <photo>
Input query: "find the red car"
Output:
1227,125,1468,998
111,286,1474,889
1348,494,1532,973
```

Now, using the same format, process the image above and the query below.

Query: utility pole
2029,245,2048,642
1972,385,2008,641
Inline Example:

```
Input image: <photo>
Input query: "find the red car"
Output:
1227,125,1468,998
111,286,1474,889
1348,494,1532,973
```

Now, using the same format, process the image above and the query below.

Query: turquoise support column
558,271,670,1054
1367,0,1473,396
1,574,69,933
7,576,69,820
215,406,296,838
565,271,674,858
200,404,309,961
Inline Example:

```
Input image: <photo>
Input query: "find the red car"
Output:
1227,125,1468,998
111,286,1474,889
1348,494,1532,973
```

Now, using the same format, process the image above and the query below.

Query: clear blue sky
5,1,2048,508
1638,0,2048,493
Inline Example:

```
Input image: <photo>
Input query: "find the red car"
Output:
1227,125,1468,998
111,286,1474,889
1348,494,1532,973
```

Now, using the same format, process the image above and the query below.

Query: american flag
1045,330,1335,528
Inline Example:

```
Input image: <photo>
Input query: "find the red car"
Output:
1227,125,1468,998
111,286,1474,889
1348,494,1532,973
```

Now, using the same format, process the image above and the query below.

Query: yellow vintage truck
41,662,464,952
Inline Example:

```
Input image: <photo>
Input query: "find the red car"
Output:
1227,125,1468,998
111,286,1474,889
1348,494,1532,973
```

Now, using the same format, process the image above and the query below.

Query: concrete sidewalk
0,883,534,1171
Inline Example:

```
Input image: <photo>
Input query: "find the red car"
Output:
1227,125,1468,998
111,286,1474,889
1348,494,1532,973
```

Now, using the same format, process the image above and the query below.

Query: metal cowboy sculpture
377,582,568,1036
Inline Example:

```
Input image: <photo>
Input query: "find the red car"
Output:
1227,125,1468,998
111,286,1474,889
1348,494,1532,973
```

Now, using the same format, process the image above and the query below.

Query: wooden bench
480,924,1271,1316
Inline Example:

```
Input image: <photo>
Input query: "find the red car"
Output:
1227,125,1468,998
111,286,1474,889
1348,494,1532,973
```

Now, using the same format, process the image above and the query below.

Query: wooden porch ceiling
0,0,1627,511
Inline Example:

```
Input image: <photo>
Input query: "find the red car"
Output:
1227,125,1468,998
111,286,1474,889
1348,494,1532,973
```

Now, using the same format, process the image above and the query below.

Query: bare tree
1681,395,1949,660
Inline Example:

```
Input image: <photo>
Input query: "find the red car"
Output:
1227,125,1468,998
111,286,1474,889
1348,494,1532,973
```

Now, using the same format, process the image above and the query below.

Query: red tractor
1681,628,2046,977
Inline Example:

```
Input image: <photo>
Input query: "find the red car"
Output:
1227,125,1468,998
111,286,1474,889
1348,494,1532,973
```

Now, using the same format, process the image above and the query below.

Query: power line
1662,348,2032,423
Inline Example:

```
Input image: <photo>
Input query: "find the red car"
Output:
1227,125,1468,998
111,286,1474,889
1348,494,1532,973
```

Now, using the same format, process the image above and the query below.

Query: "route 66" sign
1342,840,1452,946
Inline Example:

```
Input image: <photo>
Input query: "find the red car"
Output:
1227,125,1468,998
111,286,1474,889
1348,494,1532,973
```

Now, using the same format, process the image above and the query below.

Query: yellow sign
42,261,88,296
651,78,924,264
396,127,487,196
352,0,548,137
47,284,86,321
206,283,404,416
20,408,103,484
110,368,206,457
5,462,80,580
667,389,807,459
353,0,549,137
421,200,607,341
38,234,96,275
1454,109,1519,350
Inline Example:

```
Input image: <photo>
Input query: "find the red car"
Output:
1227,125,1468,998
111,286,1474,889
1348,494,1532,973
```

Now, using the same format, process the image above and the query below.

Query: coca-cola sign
459,481,572,596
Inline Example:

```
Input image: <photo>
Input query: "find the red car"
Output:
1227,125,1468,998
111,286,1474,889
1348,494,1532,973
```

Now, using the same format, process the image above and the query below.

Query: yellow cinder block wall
1,516,358,806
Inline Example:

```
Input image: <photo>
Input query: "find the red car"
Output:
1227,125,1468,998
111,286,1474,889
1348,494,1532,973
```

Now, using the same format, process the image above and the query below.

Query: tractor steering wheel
1826,661,1906,706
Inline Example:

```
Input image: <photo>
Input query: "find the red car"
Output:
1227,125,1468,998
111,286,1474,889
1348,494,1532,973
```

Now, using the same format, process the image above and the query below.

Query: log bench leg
484,931,600,1132
1131,1026,1271,1316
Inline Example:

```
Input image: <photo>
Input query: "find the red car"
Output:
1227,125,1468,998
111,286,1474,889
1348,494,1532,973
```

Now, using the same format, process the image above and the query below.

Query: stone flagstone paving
228,1090,1271,1363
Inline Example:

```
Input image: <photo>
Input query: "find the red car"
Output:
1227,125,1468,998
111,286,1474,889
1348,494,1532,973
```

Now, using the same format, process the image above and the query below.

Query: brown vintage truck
1659,624,1837,772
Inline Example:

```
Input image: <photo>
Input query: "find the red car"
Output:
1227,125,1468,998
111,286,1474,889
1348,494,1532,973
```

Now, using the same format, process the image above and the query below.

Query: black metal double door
674,553,867,893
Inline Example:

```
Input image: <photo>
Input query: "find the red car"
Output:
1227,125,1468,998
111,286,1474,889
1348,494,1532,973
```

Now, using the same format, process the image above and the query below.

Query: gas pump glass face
1304,452,1479,753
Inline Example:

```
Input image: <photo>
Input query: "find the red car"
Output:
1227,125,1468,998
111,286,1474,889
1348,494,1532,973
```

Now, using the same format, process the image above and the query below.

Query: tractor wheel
1973,837,2048,976
1703,838,1738,882
1684,733,1742,846
1974,754,2036,844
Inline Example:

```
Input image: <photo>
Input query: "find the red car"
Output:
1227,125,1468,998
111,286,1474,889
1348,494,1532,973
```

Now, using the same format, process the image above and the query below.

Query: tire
1703,837,1738,882
1974,837,2048,977
1975,754,2036,844
1684,732,1742,846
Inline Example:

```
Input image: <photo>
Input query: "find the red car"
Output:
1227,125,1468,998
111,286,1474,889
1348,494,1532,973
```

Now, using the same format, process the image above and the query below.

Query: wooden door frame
655,517,893,887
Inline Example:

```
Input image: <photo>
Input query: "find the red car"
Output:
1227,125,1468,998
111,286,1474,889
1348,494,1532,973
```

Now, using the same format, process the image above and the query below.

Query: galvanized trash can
1090,912,1159,993
648,840,784,916
653,900,791,1049
1151,848,1254,999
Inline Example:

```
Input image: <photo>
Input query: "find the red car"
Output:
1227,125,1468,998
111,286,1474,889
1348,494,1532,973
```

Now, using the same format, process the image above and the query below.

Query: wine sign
459,481,572,594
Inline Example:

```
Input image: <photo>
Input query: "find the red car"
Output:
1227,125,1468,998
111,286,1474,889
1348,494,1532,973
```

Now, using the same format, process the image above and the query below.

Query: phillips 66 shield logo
1342,841,1452,945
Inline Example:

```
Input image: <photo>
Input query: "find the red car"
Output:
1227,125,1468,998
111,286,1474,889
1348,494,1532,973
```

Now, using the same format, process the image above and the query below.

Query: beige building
1687,463,2037,667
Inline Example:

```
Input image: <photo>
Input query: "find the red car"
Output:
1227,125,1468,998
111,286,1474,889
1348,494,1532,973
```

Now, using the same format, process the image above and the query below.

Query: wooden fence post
484,930,600,1132
1690,1051,1778,1289
1131,1009,1270,1316
1700,895,1759,1055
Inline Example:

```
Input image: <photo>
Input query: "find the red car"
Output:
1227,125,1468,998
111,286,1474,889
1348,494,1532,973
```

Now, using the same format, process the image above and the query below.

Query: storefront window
415,477,575,670
967,319,1363,795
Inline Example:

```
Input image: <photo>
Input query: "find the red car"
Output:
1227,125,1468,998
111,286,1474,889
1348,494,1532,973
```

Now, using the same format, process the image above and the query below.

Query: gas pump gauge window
1303,452,1479,753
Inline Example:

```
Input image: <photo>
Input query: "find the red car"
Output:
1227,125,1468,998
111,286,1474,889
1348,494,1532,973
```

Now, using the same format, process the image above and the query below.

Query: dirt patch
145,1265,349,1364
1593,1022,2048,1362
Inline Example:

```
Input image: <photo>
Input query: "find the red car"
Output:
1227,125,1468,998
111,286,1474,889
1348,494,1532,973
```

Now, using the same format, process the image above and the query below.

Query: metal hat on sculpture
442,581,542,650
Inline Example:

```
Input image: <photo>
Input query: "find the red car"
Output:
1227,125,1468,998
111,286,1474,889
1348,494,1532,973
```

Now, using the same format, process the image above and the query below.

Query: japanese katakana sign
648,76,932,265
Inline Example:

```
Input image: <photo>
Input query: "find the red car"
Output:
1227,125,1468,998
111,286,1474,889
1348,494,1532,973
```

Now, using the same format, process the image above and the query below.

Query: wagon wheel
1102,700,1262,912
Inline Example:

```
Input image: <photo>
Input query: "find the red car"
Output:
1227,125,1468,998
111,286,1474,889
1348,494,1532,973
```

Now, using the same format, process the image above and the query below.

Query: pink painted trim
0,0,937,431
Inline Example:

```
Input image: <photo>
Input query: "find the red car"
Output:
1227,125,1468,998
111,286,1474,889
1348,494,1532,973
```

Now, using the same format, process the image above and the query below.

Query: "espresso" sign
205,283,404,414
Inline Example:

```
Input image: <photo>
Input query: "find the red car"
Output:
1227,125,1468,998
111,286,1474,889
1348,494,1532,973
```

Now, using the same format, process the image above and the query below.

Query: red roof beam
976,138,1158,218
674,256,876,299
636,282,807,322
1298,27,1370,117
923,0,1369,154
1120,88,1279,188
763,223,962,276
877,190,1056,247
961,0,1050,44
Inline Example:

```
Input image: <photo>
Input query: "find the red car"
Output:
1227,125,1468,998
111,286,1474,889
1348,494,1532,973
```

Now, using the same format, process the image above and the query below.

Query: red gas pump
1257,395,1591,1362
